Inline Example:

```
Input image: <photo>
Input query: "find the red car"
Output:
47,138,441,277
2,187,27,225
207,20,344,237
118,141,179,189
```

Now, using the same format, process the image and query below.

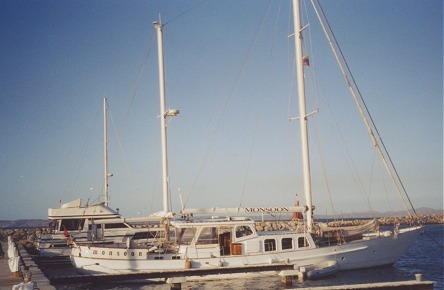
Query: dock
0,241,55,290
0,241,20,289
47,263,295,284
296,280,435,290
0,239,436,290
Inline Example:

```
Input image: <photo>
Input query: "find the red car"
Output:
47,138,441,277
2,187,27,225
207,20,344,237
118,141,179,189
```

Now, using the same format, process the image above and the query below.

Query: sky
0,0,442,220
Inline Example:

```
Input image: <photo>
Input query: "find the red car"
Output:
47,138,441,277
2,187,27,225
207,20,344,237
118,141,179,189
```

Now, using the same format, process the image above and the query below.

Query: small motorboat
307,260,340,280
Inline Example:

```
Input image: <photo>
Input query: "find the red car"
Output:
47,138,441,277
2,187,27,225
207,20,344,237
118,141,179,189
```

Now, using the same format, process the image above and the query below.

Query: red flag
292,200,303,220
63,225,68,237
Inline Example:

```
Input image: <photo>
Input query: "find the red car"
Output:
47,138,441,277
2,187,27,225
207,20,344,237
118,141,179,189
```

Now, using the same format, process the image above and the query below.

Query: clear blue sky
0,0,442,220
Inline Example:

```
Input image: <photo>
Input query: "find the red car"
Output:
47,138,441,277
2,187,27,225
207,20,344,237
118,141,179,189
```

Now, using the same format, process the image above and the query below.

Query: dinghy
306,260,340,280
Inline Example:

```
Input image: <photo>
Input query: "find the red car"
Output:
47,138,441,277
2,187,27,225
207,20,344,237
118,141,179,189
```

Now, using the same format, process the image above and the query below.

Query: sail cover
317,219,379,237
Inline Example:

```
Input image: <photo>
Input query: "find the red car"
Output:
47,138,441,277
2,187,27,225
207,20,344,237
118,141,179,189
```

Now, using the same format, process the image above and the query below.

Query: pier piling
278,270,300,286
167,277,186,290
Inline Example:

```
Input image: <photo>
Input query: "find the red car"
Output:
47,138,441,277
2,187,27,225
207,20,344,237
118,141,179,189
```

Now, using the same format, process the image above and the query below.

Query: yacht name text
244,207,290,213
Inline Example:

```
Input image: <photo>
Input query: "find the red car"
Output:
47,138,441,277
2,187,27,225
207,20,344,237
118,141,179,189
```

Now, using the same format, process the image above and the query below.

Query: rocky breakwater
0,228,50,253
254,221,302,232
254,214,443,232
327,214,444,227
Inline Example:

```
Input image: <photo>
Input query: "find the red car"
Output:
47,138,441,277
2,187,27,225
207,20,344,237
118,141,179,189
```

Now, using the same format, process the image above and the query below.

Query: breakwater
0,214,442,243
254,214,443,231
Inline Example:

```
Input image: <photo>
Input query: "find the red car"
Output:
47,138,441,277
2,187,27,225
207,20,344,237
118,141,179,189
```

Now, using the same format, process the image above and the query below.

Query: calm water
57,225,443,289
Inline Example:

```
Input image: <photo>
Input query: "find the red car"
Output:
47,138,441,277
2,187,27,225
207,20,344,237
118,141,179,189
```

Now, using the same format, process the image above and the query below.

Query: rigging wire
68,102,103,202
379,154,394,212
297,0,346,220
107,103,142,212
118,0,206,212
314,82,377,215
310,0,417,217
289,0,384,219
239,1,281,207
287,0,295,121
300,4,378,216
163,0,209,26
122,30,156,130
368,150,376,204
183,0,275,209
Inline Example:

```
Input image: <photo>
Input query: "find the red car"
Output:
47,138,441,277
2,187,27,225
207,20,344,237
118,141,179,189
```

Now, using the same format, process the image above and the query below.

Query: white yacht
37,198,155,256
70,0,423,280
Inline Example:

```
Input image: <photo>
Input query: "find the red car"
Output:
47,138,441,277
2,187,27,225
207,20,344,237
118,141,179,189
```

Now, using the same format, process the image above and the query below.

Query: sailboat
70,0,423,279
37,97,152,256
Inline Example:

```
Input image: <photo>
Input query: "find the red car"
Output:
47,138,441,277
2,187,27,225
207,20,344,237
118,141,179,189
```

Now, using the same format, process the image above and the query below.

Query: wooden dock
0,241,21,290
48,263,295,284
0,241,55,290
0,242,23,290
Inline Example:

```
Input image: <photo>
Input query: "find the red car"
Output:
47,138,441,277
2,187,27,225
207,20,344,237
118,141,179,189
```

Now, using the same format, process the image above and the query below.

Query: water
56,225,443,289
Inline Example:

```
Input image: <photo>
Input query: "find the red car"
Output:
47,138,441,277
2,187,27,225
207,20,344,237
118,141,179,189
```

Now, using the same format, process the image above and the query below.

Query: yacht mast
154,20,179,213
292,0,313,232
103,96,109,206
154,21,169,213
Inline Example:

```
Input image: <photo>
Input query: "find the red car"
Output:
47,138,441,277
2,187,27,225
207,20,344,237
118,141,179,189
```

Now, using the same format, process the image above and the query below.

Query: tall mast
154,20,179,213
292,0,313,232
103,96,109,206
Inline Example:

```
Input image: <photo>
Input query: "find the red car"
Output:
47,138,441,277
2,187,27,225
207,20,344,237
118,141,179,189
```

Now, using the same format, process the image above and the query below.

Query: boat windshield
235,225,254,238
177,228,196,245
61,219,85,231
196,227,218,244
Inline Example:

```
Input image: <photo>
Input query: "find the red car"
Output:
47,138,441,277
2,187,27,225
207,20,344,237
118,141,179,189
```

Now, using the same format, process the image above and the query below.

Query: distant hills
0,219,48,229
317,207,443,219
0,207,442,228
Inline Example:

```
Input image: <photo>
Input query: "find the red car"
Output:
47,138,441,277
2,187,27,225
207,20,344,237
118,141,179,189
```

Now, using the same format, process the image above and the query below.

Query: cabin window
235,225,254,238
297,237,309,248
281,238,293,250
264,239,276,252
48,221,56,231
88,223,102,230
177,228,197,245
133,232,155,240
61,219,85,231
197,227,218,244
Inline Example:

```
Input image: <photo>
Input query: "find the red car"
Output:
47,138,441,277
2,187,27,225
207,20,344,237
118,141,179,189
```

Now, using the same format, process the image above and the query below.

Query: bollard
297,271,305,282
278,270,299,286
281,275,292,286
298,266,307,281
415,273,423,282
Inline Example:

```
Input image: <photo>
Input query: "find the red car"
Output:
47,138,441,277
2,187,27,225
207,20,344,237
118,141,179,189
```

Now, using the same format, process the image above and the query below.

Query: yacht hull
70,226,422,279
